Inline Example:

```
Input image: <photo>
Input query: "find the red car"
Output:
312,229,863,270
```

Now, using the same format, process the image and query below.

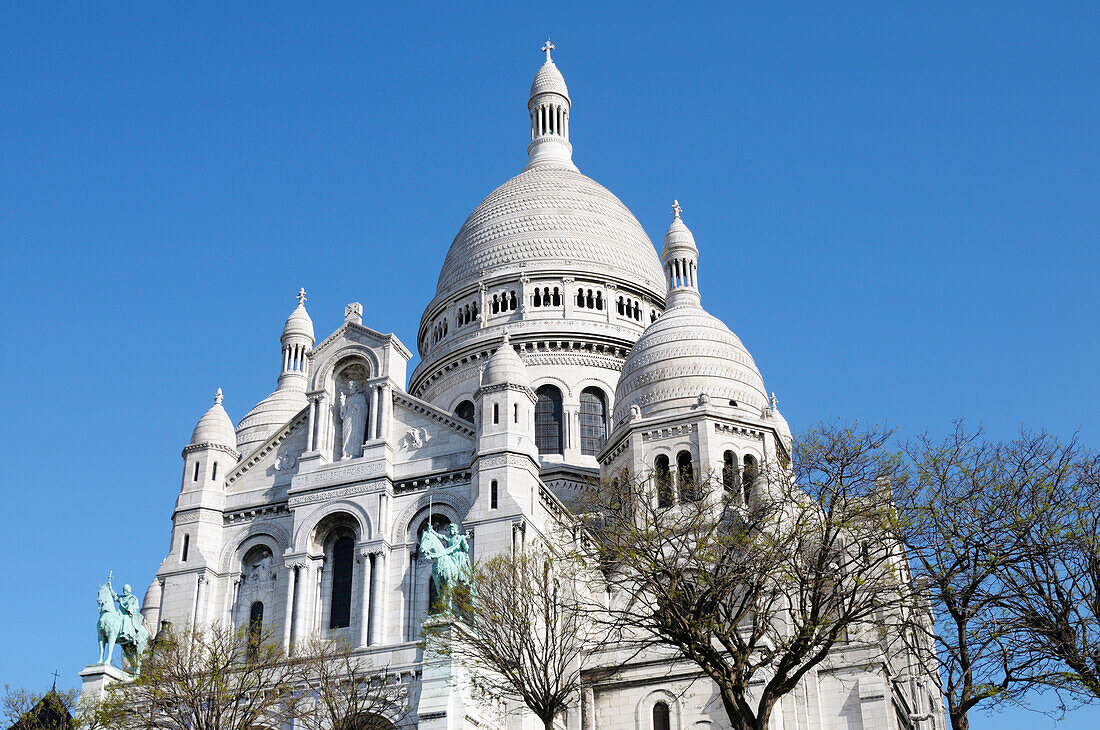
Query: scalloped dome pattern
614,301,769,424
530,60,569,100
235,388,308,456
435,164,665,299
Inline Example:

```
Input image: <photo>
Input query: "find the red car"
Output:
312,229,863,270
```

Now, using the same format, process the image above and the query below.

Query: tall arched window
534,385,564,455
723,450,737,492
454,400,475,423
677,451,696,501
329,535,354,629
653,701,670,730
743,455,757,505
579,388,607,456
655,456,673,508
247,601,263,658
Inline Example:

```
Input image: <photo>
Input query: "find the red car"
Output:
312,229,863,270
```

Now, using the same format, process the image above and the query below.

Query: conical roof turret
481,330,530,388
282,287,315,344
526,39,575,170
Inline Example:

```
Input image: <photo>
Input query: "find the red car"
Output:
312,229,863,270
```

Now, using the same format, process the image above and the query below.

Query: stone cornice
182,442,240,459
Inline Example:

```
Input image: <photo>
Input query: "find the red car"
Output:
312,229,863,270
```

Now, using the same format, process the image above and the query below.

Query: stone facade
131,46,943,730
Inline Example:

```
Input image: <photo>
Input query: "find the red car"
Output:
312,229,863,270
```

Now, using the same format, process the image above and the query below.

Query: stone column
372,550,387,645
380,383,393,445
305,396,317,452
226,575,241,627
316,392,330,456
357,548,373,647
283,564,298,650
368,385,379,440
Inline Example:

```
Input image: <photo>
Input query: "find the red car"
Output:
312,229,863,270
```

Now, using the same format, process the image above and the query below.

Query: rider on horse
108,577,142,645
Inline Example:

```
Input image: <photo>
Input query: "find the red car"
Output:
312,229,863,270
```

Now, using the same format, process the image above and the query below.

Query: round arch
292,500,372,554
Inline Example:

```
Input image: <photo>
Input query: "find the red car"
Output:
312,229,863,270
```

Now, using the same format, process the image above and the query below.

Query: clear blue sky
1,2,1096,726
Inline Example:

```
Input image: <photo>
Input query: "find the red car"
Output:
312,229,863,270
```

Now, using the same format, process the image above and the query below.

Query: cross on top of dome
672,200,682,219
297,287,307,306
542,39,555,62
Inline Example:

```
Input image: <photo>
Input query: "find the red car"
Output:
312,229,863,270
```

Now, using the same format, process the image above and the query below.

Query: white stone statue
339,381,368,459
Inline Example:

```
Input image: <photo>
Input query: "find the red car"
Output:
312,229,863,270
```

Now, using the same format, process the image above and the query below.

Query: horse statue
97,573,150,675
419,522,472,611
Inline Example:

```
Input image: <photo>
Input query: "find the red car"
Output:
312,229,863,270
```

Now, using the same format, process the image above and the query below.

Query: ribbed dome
191,389,237,450
530,59,569,100
434,164,665,300
614,300,769,424
482,331,529,388
235,388,308,455
283,302,314,342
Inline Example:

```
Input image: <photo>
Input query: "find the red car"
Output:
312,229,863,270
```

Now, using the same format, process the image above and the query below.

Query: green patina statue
419,522,471,611
96,571,150,675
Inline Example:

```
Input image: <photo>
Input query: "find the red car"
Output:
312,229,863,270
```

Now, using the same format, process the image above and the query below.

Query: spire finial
671,200,682,219
501,327,510,345
214,388,223,406
542,38,555,62
297,287,307,306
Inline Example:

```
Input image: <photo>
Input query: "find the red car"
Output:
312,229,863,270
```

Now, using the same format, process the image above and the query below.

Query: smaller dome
142,578,162,618
282,288,315,343
772,407,792,448
191,389,237,450
235,388,308,455
662,201,698,257
482,331,530,388
530,42,569,101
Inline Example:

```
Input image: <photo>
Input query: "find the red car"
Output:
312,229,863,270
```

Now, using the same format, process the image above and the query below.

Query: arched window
491,480,498,509
533,288,543,307
181,534,190,562
617,296,625,315
454,400,475,423
677,451,696,501
552,287,561,306
723,450,737,492
211,461,217,480
576,288,584,307
508,291,517,310
534,385,564,455
743,455,757,505
579,388,607,456
193,461,200,482
493,403,499,425
329,535,354,629
595,291,603,310
655,456,673,508
514,402,519,423
653,701,670,730
247,601,263,658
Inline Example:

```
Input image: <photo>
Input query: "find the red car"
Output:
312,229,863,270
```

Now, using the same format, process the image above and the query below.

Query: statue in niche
419,521,472,612
340,380,368,459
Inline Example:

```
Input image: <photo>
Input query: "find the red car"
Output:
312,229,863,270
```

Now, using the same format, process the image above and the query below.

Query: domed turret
615,203,768,424
236,290,313,455
190,389,237,450
481,330,529,388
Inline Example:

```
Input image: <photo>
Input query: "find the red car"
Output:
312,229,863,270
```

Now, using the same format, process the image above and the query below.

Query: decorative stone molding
289,479,386,508
394,470,471,494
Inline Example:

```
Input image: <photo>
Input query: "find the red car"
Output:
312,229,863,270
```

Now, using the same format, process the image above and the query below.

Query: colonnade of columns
280,548,389,652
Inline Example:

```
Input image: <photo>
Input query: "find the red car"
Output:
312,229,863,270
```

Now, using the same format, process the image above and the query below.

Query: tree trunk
949,709,969,730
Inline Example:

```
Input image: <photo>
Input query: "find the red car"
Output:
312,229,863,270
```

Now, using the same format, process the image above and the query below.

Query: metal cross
51,669,60,690
542,39,555,62
297,287,307,306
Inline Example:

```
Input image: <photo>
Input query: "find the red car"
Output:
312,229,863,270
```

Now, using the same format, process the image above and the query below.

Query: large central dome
435,162,665,300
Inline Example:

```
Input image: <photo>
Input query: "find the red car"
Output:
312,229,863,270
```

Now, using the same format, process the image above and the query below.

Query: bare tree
3,684,78,730
987,431,1100,699
90,622,299,730
575,422,913,730
894,425,1052,730
421,548,602,730
293,636,410,730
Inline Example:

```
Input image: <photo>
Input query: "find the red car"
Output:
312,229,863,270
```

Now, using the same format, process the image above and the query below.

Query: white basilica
135,45,939,730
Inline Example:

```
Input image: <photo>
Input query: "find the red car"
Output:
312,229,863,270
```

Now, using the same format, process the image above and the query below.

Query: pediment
226,407,309,492
390,391,475,465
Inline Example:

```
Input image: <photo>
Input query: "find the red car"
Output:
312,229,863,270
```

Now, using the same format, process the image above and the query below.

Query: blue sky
1,2,1097,726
